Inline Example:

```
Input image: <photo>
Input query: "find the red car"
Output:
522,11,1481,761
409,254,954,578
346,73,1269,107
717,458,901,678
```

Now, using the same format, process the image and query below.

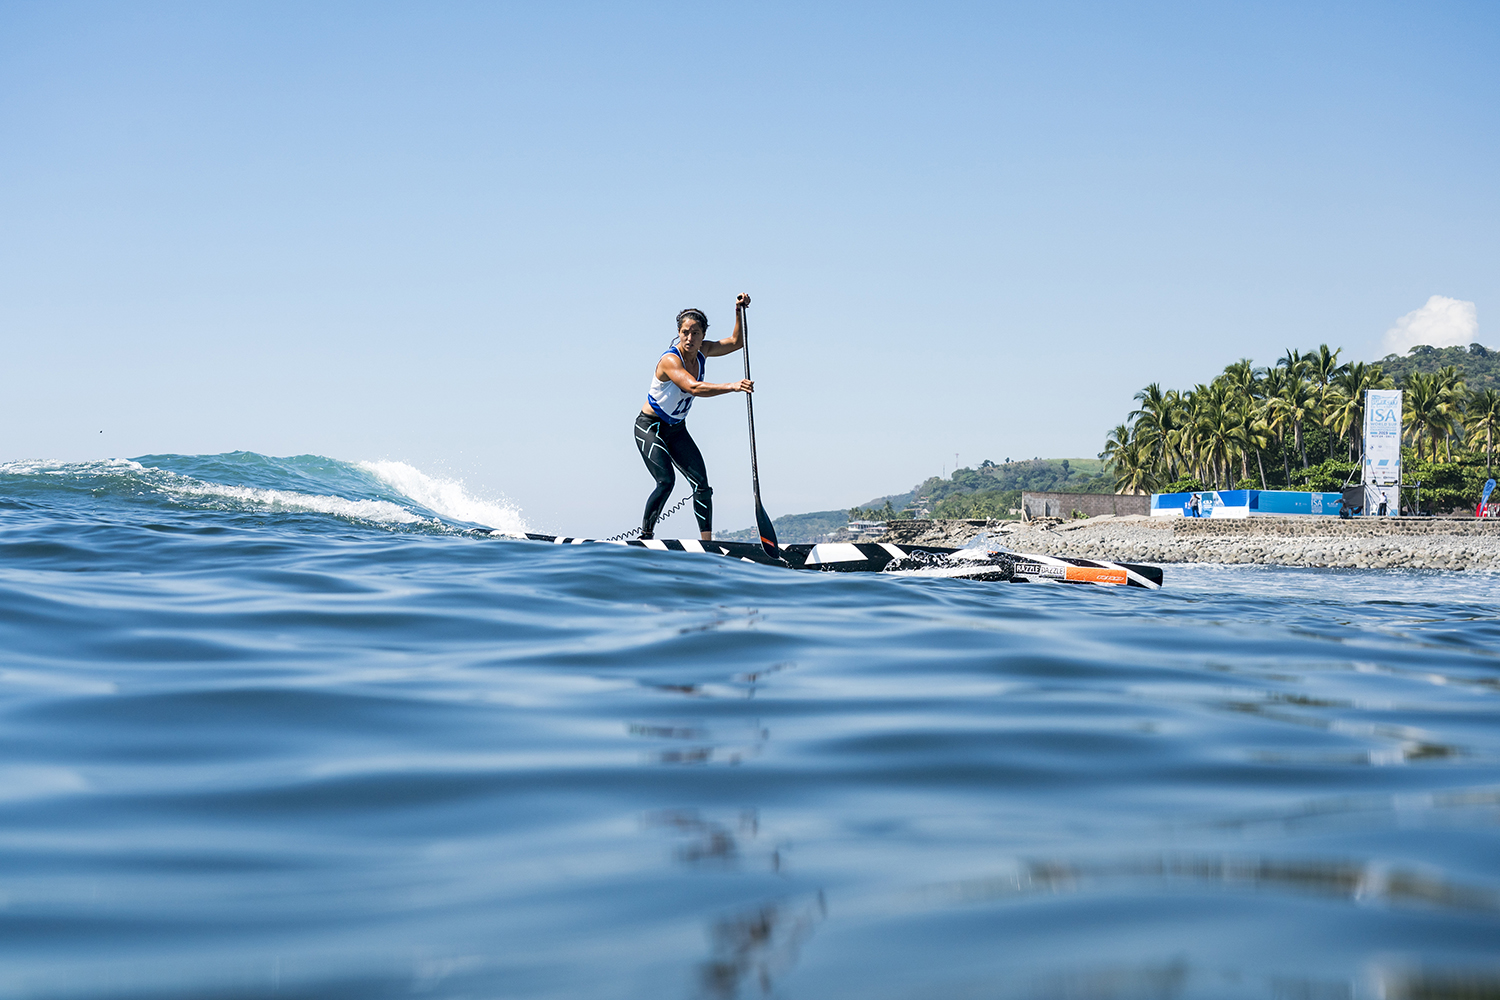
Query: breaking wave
0,452,528,534
358,459,527,533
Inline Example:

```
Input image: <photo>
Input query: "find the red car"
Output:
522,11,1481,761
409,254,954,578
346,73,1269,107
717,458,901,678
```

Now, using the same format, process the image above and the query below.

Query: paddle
738,301,780,562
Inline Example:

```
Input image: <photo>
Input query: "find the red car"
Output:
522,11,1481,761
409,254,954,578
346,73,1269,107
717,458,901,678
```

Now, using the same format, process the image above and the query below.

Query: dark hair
676,308,708,331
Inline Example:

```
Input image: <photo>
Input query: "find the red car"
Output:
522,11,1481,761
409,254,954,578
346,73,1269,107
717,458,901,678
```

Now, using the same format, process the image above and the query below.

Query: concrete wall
1022,492,1150,519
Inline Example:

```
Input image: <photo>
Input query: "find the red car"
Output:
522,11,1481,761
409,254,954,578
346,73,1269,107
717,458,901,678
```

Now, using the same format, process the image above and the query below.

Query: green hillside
718,510,849,544
851,458,1112,521
1378,343,1500,393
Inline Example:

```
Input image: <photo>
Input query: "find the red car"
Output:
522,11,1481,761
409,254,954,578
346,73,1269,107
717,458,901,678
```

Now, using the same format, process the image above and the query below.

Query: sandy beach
881,515,1500,571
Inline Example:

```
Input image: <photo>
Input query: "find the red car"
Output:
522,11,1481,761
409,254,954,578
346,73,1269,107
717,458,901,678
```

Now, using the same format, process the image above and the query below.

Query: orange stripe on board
1064,565,1128,585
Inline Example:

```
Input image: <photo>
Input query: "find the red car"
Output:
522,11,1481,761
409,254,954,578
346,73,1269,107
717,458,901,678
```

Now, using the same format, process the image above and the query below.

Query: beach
882,515,1500,570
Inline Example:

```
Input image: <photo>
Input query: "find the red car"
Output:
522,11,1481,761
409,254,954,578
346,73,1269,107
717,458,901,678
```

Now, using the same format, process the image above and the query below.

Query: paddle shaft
739,304,764,505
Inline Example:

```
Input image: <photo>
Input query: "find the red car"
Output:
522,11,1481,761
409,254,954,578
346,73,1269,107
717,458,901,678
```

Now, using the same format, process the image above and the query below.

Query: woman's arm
702,292,750,357
659,354,753,397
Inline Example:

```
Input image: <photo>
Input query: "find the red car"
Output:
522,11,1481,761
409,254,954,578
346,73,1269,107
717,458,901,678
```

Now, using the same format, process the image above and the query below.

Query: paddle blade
755,500,780,562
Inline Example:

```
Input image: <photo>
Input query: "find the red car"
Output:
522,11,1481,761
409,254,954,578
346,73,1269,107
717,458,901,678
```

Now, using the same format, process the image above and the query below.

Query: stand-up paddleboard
489,532,1164,589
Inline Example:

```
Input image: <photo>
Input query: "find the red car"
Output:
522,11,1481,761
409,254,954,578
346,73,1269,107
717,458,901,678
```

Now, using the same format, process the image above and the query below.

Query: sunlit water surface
2,454,1498,999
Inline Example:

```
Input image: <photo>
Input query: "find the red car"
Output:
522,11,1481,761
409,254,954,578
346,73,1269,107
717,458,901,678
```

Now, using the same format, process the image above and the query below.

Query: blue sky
3,2,1497,534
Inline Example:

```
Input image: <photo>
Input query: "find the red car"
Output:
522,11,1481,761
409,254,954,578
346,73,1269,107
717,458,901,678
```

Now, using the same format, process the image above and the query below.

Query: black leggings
634,411,712,537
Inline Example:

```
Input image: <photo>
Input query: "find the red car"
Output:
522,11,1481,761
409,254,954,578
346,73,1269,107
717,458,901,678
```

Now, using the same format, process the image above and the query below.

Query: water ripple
2,458,1500,997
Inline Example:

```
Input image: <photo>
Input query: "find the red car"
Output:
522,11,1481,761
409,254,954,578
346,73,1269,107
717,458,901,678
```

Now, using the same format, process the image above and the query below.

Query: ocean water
2,453,1498,1000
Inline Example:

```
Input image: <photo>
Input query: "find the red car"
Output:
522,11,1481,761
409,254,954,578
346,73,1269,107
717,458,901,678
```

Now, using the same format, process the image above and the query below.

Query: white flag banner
1364,389,1403,486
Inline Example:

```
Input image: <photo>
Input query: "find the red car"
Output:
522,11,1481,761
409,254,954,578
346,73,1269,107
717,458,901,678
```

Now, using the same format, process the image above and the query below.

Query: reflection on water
645,809,817,995
1206,785,1500,837
648,809,782,870
928,854,1499,913
1379,969,1500,1000
630,718,771,766
1026,960,1193,1000
698,895,826,1000
977,963,1500,1000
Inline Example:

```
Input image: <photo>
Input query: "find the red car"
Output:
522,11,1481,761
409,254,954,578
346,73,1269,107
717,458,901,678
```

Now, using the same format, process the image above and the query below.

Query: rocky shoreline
878,516,1500,571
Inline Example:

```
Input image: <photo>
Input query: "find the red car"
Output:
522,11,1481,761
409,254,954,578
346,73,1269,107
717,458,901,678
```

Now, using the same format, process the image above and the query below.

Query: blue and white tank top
646,343,706,424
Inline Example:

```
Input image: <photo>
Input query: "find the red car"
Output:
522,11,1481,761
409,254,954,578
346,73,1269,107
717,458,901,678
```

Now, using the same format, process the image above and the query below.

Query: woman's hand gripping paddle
738,300,780,563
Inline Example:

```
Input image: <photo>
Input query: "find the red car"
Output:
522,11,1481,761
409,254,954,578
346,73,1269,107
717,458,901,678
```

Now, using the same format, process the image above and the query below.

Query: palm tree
1111,440,1158,494
1404,372,1449,462
1259,366,1294,485
1435,366,1467,460
1323,386,1356,462
1161,388,1188,482
1466,388,1500,474
1129,384,1180,485
1304,345,1346,459
1272,372,1317,469
1278,349,1310,378
1231,395,1253,484
1221,358,1258,398
1308,344,1345,385
1234,402,1273,490
1219,360,1261,481
1099,423,1132,471
1177,385,1214,485
1189,381,1242,488
1404,372,1430,461
1329,363,1394,461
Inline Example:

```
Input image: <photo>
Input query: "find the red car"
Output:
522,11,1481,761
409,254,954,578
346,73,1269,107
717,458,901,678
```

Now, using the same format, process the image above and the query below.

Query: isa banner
1364,389,1403,485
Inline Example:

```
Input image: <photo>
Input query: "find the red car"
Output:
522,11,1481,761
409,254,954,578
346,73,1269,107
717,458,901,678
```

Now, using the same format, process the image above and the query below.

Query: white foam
359,460,529,533
163,479,429,526
0,458,148,476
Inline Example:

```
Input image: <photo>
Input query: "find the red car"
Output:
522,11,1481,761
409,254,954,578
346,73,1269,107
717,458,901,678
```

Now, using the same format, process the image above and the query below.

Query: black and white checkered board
495,533,1163,589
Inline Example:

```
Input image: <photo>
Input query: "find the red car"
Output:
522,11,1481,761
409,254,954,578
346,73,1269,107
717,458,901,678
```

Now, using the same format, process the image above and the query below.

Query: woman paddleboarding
635,294,754,539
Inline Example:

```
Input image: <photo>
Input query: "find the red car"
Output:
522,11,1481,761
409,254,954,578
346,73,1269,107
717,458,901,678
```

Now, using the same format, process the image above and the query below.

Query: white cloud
1381,295,1479,356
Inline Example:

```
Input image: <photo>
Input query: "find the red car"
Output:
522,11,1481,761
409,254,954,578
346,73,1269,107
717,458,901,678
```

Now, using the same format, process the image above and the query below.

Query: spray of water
359,460,528,534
